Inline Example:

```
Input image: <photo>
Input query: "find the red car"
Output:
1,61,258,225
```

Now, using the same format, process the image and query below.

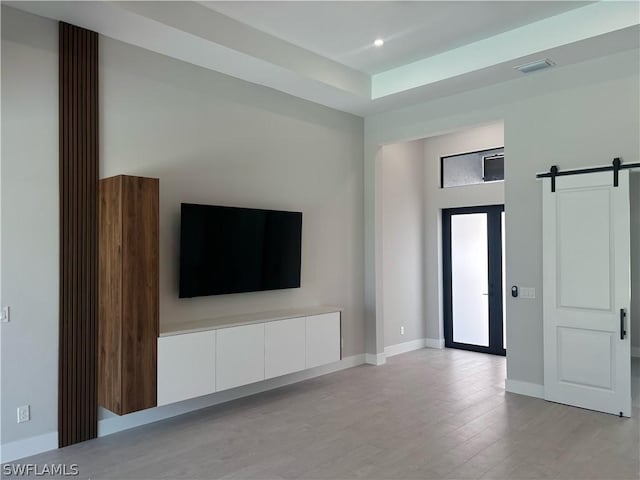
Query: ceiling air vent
515,58,555,74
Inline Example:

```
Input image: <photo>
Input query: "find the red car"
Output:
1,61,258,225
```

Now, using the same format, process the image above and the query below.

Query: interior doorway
443,205,506,356
376,122,505,359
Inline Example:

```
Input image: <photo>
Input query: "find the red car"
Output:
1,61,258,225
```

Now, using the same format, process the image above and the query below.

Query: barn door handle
620,308,627,340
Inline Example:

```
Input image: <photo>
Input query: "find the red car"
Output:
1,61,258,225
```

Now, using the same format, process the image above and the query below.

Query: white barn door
543,170,631,417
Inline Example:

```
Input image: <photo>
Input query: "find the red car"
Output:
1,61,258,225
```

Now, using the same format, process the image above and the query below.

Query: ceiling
203,1,589,74
8,1,640,116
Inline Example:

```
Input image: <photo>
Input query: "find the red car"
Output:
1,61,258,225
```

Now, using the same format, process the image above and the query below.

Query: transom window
441,147,504,188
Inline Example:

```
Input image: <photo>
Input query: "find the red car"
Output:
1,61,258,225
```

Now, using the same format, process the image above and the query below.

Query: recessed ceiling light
374,38,384,47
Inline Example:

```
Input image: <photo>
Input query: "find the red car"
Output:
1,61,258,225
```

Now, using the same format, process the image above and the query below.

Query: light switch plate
520,287,536,299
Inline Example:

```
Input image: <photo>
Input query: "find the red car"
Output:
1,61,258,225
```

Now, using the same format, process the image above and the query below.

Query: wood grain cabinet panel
99,175,159,415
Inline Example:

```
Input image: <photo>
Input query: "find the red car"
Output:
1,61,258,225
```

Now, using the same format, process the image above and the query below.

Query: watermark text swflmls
2,463,79,477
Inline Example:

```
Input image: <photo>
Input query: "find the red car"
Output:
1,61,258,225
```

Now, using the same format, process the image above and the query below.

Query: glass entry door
443,205,505,356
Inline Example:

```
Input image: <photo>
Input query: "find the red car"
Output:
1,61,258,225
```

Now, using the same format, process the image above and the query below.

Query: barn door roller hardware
536,158,640,192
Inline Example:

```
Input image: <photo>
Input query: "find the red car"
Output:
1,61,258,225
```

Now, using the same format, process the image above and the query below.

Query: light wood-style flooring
12,349,640,479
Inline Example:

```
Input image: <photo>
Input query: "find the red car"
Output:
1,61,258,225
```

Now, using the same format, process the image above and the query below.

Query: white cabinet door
265,317,306,379
216,323,265,391
306,312,341,368
157,331,216,406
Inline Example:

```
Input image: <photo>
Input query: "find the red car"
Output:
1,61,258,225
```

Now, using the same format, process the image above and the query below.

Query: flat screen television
179,203,302,298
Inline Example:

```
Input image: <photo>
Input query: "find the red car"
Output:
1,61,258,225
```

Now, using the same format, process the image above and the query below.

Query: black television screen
179,203,302,298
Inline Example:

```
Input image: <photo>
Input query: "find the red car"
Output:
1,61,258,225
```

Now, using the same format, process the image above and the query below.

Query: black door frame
442,205,506,356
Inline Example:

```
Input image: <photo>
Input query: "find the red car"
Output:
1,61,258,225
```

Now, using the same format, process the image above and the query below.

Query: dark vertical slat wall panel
59,22,99,448
89,30,98,441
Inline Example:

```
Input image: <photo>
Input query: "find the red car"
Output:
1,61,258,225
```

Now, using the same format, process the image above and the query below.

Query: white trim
98,354,365,437
424,338,445,349
374,338,444,361
365,353,386,366
505,378,545,399
632,346,640,358
0,431,58,463
384,338,426,357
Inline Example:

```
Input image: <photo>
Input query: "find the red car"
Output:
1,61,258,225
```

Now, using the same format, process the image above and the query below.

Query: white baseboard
364,352,386,366
384,338,426,357
376,337,444,361
632,346,640,358
0,431,58,464
98,354,365,437
505,378,545,399
424,338,445,349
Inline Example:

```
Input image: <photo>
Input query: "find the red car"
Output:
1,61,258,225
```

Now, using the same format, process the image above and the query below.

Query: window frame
481,152,505,183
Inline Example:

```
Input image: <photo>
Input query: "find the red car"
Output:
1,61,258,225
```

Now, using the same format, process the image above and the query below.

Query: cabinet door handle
620,308,627,340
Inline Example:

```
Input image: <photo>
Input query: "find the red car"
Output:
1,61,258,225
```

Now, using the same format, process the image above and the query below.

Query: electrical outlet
1,306,9,323
400,326,405,335
17,405,30,423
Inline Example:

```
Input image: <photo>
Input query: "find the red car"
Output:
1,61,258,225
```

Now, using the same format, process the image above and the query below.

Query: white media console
157,307,342,406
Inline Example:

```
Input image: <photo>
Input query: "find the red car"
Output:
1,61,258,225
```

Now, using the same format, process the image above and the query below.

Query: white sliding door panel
216,323,265,392
543,171,631,417
265,317,306,379
158,331,216,406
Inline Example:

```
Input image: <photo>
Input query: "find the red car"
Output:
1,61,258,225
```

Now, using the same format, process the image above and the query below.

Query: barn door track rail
536,158,640,192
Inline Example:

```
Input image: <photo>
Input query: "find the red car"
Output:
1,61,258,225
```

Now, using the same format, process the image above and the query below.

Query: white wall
365,48,640,387
100,36,365,358
380,140,425,347
1,6,365,452
504,71,640,383
1,8,59,449
422,123,504,341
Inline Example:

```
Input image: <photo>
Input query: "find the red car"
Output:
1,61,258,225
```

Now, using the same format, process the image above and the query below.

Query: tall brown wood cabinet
98,175,159,415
